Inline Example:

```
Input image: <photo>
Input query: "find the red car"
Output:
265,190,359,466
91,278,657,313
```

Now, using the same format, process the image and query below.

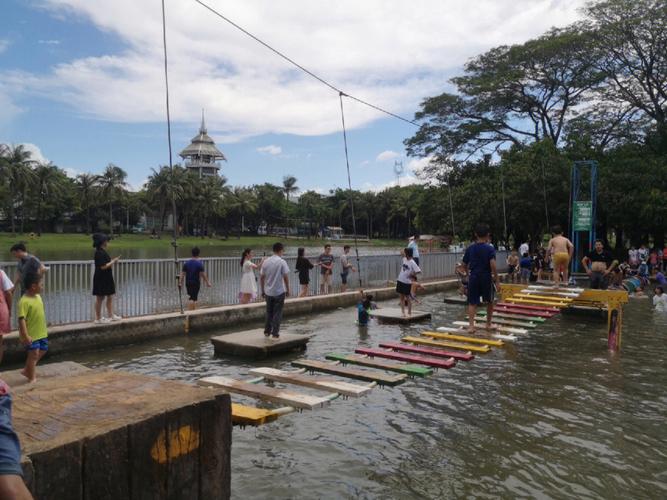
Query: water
35,293,667,499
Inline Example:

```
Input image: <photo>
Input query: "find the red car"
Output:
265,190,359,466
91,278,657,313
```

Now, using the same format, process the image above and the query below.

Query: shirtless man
546,225,574,287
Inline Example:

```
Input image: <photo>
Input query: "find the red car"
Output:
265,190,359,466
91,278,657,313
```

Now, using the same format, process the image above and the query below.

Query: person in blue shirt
356,291,376,326
461,223,499,332
519,253,532,284
178,247,212,310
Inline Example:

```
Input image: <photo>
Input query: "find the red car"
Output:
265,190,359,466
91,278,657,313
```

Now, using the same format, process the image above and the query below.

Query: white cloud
376,150,400,162
21,143,49,164
38,39,61,45
2,1,587,137
359,160,370,167
256,144,282,155
0,40,10,54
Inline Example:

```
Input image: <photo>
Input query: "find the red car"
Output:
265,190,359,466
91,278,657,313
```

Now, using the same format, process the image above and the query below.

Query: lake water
30,293,667,499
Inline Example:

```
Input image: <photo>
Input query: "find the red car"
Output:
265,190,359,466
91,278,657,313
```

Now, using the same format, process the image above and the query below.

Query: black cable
339,93,363,289
193,0,418,127
161,0,184,315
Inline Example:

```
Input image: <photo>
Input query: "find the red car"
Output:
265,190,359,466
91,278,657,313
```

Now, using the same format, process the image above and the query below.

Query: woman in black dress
92,233,121,323
295,247,314,297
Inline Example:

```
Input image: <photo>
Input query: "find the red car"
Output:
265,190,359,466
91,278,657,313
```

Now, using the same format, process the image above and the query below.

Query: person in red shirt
663,246,667,273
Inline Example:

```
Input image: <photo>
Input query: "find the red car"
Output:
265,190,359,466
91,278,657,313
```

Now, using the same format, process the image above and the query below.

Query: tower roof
178,110,227,161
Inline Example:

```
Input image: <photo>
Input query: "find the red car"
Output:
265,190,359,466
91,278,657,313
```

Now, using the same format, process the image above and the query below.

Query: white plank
452,321,528,335
248,367,373,397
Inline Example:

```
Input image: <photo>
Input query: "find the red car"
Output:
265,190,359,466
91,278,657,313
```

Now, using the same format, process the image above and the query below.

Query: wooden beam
248,367,373,397
324,354,433,377
451,321,528,335
354,348,456,369
378,341,475,361
421,331,505,347
291,360,408,386
402,335,491,353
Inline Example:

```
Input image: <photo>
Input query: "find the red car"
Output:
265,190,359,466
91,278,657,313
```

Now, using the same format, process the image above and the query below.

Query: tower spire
200,108,206,134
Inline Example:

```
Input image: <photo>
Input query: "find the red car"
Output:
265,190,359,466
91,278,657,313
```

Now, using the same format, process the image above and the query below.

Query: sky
0,0,587,193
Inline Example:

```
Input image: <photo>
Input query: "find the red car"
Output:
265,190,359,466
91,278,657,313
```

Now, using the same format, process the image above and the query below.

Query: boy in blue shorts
17,274,48,383
461,224,499,333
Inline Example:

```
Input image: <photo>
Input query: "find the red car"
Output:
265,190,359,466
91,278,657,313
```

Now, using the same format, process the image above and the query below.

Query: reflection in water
41,293,667,499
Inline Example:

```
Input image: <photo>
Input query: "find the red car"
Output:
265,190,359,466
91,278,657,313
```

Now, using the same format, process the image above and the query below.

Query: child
179,247,212,311
519,253,532,284
17,274,48,382
356,291,375,326
506,251,519,283
653,287,667,312
396,247,421,318
455,262,468,297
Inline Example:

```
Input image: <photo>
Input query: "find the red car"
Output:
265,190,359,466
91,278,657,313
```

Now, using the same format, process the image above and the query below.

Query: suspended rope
338,93,363,289
193,0,418,127
160,0,184,314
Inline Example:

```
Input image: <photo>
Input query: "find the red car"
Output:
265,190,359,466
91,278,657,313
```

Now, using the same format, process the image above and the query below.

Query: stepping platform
497,302,560,313
504,298,570,308
521,289,581,298
402,335,490,353
422,331,505,347
248,367,373,397
198,376,337,410
452,321,528,335
231,403,294,427
471,315,537,328
511,293,573,303
369,308,431,323
495,306,558,318
292,359,407,386
477,310,546,322
442,294,467,305
355,347,456,369
1,361,91,390
324,353,433,377
210,329,311,359
378,341,475,361
435,326,516,341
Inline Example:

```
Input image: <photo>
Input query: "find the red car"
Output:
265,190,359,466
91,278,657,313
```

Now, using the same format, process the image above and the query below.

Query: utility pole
393,160,404,187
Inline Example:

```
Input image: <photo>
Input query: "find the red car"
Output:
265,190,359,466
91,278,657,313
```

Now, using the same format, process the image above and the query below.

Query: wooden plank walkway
496,302,560,313
470,315,537,328
378,341,475,361
291,359,408,386
198,376,338,410
451,321,528,335
476,310,546,322
402,335,491,353
210,330,310,359
368,308,431,323
435,326,518,341
324,353,433,377
494,306,558,318
355,348,456,369
231,404,294,427
422,331,505,347
248,367,373,397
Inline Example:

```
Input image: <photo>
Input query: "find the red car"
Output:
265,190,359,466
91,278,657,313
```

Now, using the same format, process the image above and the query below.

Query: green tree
33,162,68,235
76,173,97,234
282,175,299,202
0,144,36,235
96,163,128,236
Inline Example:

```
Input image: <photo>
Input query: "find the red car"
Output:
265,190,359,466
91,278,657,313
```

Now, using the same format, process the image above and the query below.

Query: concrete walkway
0,279,457,363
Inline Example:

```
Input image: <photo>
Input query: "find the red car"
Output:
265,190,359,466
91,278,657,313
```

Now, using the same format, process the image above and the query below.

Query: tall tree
0,144,36,235
282,175,299,202
96,163,128,236
76,173,97,234
33,162,67,235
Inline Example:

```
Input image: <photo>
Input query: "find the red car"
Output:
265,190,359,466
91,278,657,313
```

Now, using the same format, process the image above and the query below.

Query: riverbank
0,279,457,363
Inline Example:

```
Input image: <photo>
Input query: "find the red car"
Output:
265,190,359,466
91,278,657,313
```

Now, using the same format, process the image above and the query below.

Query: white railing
0,251,508,326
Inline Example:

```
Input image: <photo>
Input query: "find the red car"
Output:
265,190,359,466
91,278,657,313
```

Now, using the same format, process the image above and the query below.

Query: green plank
324,353,433,377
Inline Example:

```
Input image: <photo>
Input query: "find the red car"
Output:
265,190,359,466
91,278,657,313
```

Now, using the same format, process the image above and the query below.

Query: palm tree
0,144,36,235
282,175,299,202
96,163,128,236
76,173,97,234
145,166,173,232
229,187,258,237
33,162,66,235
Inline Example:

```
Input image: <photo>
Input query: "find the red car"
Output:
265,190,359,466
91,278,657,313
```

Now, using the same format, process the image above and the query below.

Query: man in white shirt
260,242,290,339
396,248,421,317
519,241,529,258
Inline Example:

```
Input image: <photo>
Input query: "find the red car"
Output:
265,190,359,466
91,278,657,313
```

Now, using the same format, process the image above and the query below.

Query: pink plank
355,347,457,369
379,342,474,362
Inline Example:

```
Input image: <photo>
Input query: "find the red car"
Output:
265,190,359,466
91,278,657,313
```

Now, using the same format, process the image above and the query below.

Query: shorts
520,268,531,280
396,281,412,296
507,265,516,274
341,271,349,285
0,395,23,477
590,271,608,290
186,282,201,301
553,252,570,267
26,338,48,351
467,274,494,305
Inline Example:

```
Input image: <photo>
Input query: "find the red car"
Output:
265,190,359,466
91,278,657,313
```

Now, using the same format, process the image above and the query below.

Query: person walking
546,226,574,287
396,247,421,318
92,233,121,323
239,248,260,304
295,247,314,297
10,243,46,294
0,269,14,365
260,242,290,339
179,247,212,310
318,244,334,295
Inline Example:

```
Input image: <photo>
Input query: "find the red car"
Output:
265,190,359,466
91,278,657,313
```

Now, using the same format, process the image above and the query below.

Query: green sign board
573,201,593,231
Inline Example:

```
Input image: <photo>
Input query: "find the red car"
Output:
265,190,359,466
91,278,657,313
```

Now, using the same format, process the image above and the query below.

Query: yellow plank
422,331,504,347
506,298,569,308
402,336,490,353
231,403,293,426
512,293,572,303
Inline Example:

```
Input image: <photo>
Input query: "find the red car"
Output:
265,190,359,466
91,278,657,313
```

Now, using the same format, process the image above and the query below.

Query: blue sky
0,0,585,193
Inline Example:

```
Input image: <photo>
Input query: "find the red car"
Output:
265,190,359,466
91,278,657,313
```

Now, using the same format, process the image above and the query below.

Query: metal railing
0,250,508,327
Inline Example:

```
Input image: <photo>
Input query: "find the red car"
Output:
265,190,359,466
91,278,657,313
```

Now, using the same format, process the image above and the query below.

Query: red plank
355,347,456,369
378,342,474,362
494,306,557,318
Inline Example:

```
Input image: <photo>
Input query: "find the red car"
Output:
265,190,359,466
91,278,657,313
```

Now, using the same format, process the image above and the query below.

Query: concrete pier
8,363,231,500
0,279,458,363
211,329,311,358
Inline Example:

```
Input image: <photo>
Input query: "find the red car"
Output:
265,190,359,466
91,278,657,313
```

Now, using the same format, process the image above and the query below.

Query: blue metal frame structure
570,161,598,273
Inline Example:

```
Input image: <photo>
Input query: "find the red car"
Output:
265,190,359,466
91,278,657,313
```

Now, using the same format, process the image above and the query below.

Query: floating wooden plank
451,321,528,335
198,376,337,410
435,325,513,341
402,335,491,353
248,367,373,397
496,302,560,313
494,306,558,318
324,353,433,377
368,308,431,323
471,315,537,328
442,294,467,305
231,403,294,427
422,331,505,347
521,289,581,298
476,310,546,322
291,359,407,386
526,285,584,293
210,329,311,359
378,341,475,361
355,347,456,369
492,333,518,341
511,293,573,303
505,297,569,308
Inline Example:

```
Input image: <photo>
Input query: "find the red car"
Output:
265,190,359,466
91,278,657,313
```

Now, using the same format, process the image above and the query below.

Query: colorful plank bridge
201,284,628,428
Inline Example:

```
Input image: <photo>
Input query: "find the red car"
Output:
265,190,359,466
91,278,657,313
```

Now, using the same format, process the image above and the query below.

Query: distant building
179,110,226,178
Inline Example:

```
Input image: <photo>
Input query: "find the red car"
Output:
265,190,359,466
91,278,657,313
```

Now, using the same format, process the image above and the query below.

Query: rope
339,93,363,289
193,0,418,126
161,0,184,315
